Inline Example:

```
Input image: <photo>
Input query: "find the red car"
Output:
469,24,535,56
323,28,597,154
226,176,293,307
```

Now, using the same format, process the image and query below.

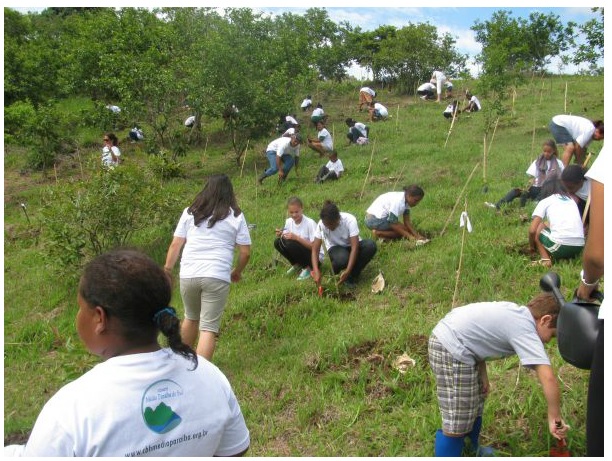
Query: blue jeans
264,151,295,178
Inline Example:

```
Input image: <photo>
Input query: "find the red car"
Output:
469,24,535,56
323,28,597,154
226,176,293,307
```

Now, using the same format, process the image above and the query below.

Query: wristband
580,269,599,287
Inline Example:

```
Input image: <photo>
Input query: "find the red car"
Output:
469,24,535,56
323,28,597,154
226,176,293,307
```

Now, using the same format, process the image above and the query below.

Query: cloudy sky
8,3,601,76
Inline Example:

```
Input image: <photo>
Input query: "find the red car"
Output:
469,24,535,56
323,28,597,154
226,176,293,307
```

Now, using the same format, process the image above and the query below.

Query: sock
434,429,464,457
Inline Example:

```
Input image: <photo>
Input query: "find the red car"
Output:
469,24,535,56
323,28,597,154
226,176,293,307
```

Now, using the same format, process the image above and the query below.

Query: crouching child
428,293,569,456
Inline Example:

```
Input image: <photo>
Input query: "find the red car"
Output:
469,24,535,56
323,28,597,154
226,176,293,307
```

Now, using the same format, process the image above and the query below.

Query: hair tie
153,306,177,325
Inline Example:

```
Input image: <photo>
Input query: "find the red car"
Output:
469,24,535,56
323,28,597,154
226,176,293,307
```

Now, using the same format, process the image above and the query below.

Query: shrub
4,100,37,145
40,163,181,271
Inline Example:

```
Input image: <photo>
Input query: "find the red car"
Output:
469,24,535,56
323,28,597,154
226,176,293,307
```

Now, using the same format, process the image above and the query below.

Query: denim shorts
548,121,574,145
364,215,392,230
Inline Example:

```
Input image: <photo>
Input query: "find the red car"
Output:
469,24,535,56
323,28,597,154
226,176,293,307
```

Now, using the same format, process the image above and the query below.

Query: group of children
263,83,601,457
484,138,590,268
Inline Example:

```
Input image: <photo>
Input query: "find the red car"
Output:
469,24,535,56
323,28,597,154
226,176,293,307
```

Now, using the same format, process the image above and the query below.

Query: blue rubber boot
468,417,496,456
434,429,464,457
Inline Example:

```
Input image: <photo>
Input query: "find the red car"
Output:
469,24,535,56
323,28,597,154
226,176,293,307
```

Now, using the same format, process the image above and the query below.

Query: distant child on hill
358,86,376,111
307,120,334,156
368,102,389,122
485,139,563,210
315,150,344,183
443,100,458,120
429,292,569,456
274,196,321,281
300,95,313,112
528,177,585,267
345,118,369,145
463,91,481,113
417,82,436,100
310,103,326,125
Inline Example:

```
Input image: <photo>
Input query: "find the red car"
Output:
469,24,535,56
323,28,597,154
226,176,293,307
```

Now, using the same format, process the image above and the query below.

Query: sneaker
484,201,497,209
420,95,428,101
297,268,311,281
286,265,300,275
476,445,496,456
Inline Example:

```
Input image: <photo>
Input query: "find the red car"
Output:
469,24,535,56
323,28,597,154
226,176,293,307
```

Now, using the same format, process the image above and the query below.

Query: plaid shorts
428,335,485,434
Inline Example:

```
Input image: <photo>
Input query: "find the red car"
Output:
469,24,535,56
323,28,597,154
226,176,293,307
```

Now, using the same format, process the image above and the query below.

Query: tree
471,10,570,95
567,7,603,74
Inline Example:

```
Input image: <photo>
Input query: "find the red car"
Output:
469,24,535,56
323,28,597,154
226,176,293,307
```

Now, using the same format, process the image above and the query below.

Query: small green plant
147,149,184,180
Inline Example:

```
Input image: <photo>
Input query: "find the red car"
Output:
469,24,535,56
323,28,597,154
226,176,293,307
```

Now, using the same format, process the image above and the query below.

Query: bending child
311,201,377,290
485,139,563,210
365,185,425,241
314,150,344,183
274,196,322,281
528,177,585,267
429,292,569,456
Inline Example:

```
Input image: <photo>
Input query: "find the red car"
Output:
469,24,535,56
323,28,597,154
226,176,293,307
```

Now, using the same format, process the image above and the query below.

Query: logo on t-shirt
141,380,184,434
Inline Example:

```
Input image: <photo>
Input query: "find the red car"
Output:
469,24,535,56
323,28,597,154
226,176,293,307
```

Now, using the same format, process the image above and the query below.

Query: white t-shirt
469,95,481,110
184,116,196,127
418,82,436,92
106,105,121,113
585,149,605,184
431,71,447,94
552,115,596,148
366,191,408,223
325,158,344,176
318,128,333,150
432,302,550,367
525,157,564,186
22,349,250,457
312,107,324,118
282,215,323,261
360,87,376,96
353,122,368,138
443,104,456,116
300,98,312,108
101,145,121,167
532,194,585,246
282,127,296,137
173,207,251,281
374,103,388,118
285,115,298,126
314,212,361,251
266,136,300,158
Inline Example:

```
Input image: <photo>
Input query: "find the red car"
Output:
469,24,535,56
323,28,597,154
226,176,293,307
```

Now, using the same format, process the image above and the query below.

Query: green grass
4,75,602,454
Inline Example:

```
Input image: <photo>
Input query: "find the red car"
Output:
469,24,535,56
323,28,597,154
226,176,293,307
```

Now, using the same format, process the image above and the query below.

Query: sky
8,3,601,78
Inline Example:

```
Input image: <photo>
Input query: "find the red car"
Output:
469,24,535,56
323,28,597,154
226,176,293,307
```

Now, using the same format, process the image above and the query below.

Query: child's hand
275,228,283,237
549,419,570,440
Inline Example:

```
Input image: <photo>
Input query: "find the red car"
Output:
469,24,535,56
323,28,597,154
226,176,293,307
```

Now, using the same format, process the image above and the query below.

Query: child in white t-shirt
485,139,563,210
274,196,322,281
314,150,344,183
529,177,585,267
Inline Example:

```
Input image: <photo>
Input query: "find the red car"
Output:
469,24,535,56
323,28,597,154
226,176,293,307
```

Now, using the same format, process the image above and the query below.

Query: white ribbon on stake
452,205,472,308
459,211,473,233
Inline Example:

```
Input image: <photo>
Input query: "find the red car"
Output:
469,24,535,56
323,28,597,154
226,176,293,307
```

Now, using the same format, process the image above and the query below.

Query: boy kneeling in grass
428,293,569,456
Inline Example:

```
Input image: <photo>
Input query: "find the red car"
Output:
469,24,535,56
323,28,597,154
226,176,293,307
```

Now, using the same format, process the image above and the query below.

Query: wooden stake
359,139,376,201
444,103,459,148
487,117,500,157
440,162,480,237
564,82,568,114
482,134,487,184
395,104,400,131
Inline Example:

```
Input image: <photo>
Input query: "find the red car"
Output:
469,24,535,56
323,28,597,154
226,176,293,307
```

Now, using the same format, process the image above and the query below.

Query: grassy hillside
4,75,603,455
